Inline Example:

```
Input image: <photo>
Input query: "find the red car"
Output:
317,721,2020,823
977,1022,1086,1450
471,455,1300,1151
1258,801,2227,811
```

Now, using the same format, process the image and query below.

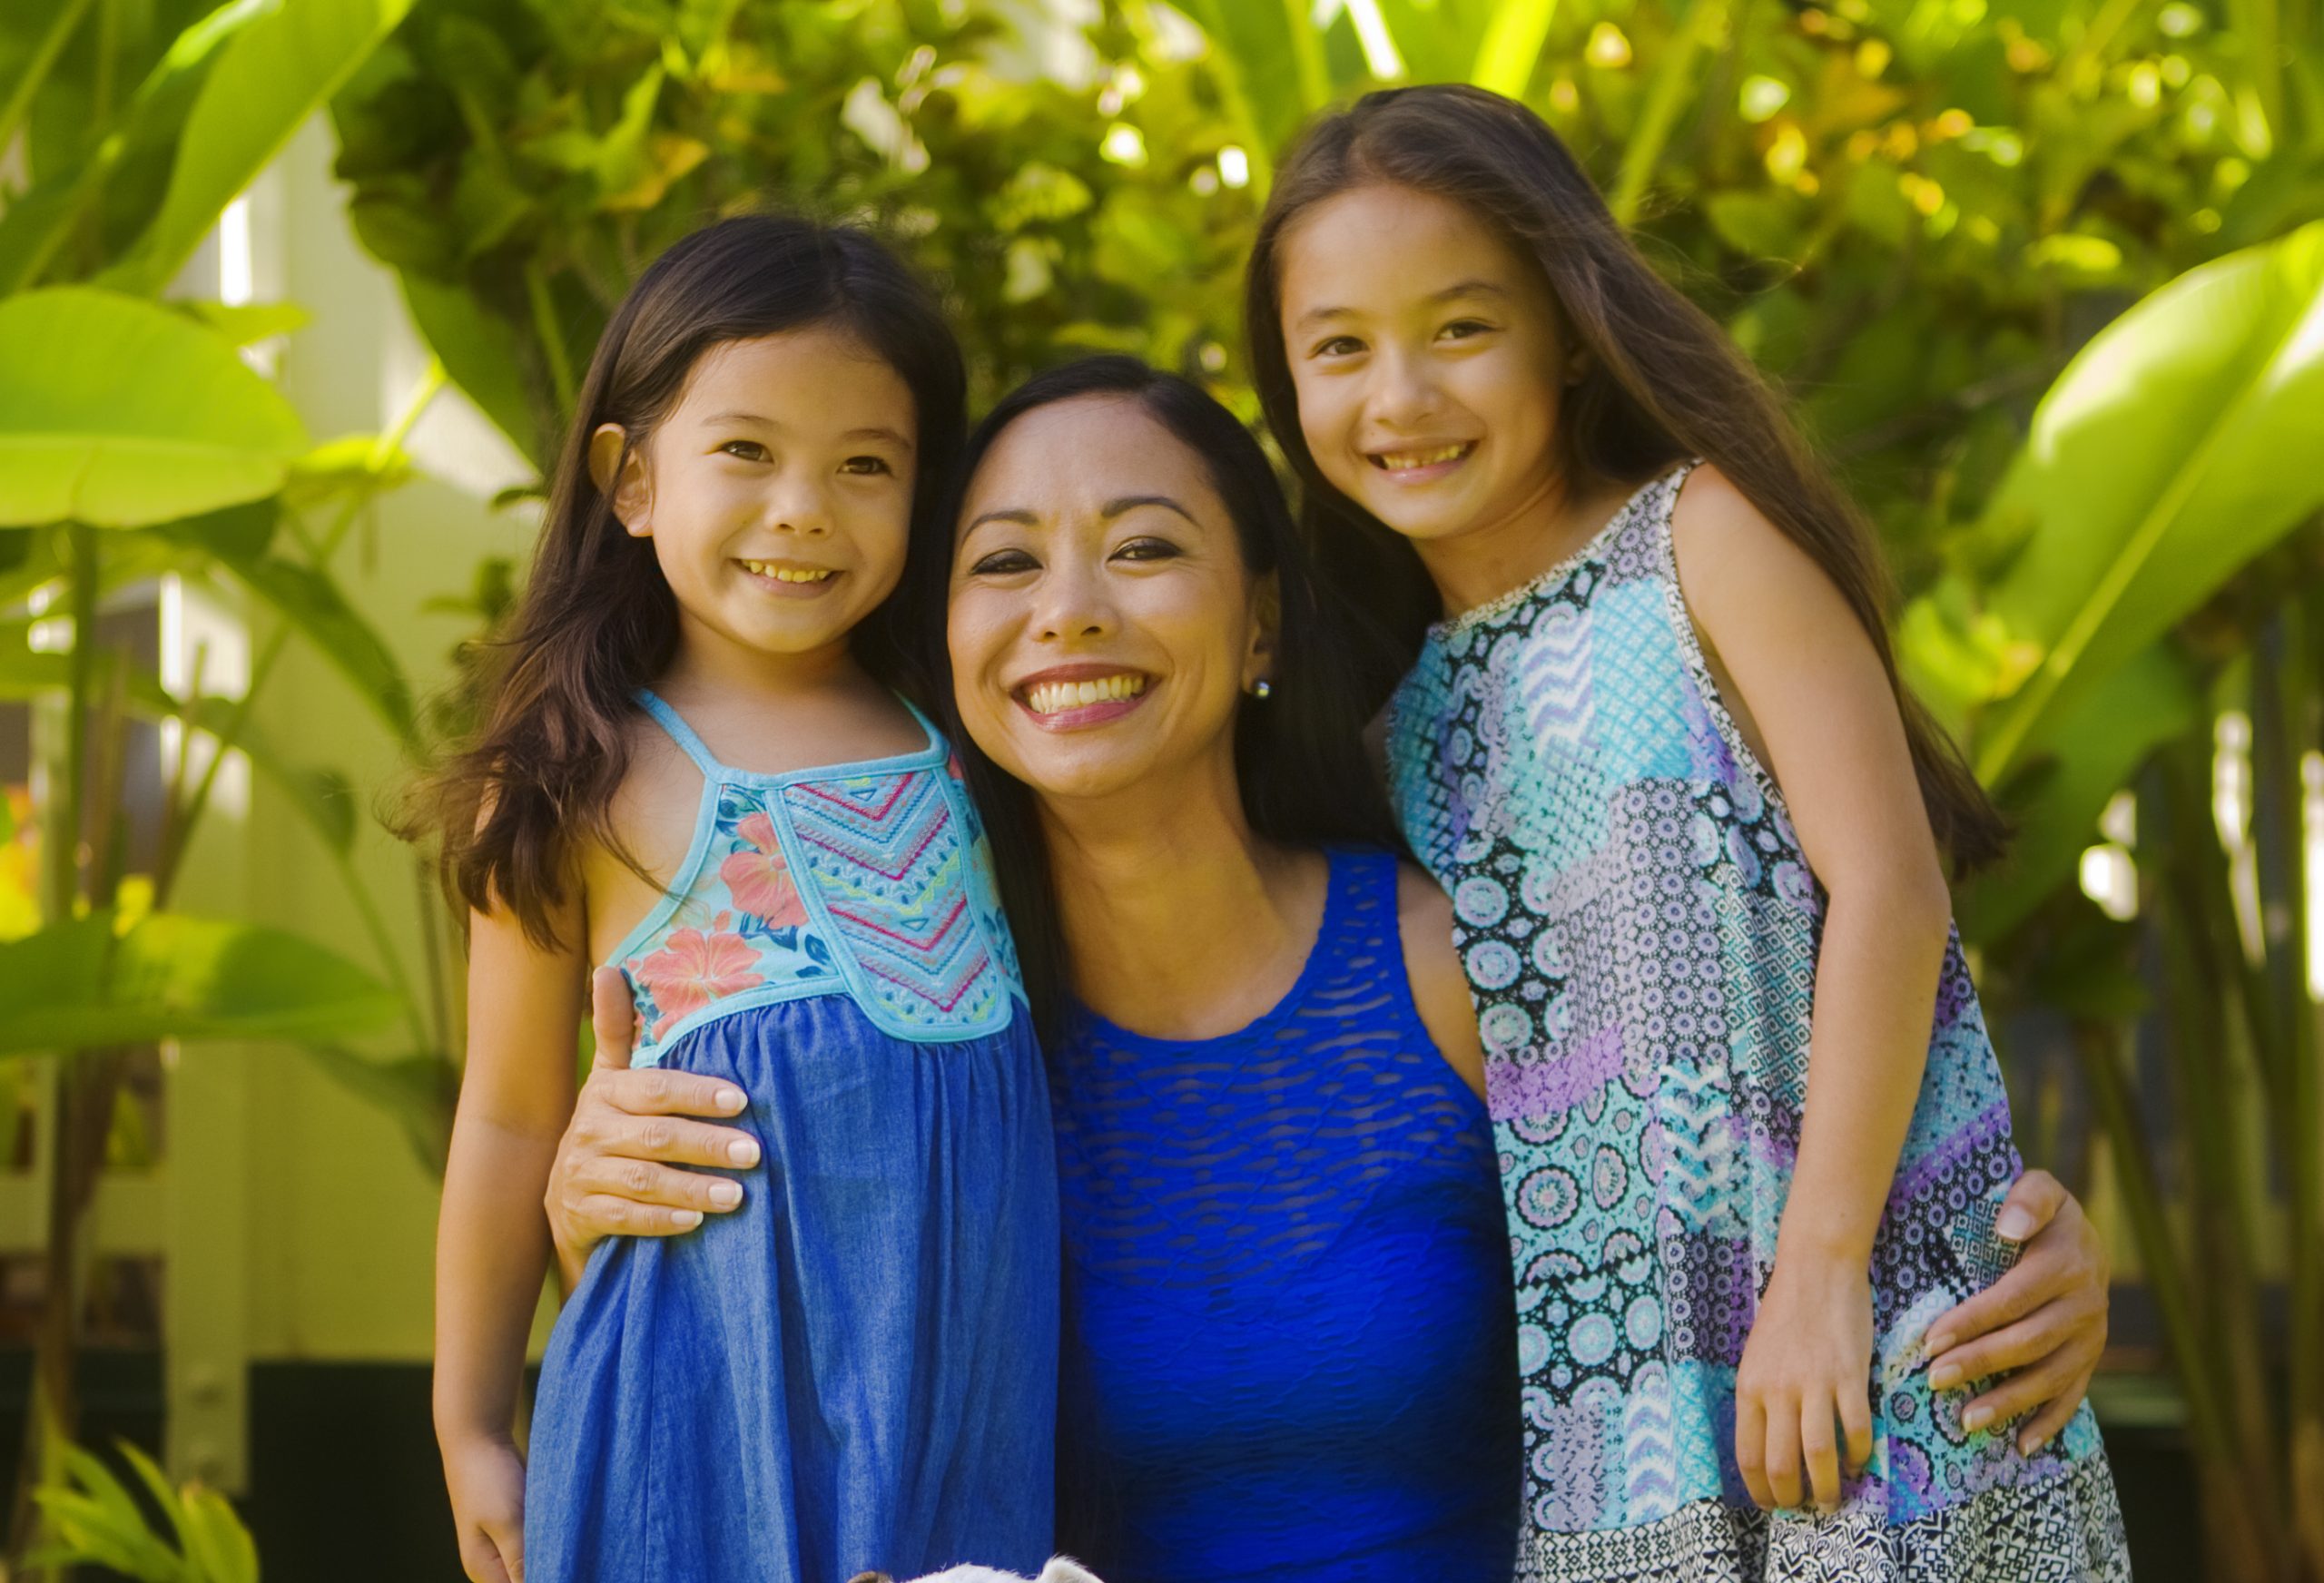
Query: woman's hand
1923,1169,2110,1454
1734,1254,1876,1513
542,968,760,1287
442,1430,527,1583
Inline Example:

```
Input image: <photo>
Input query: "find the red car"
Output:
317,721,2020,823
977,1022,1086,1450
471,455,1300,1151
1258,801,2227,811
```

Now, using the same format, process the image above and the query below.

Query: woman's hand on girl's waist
542,968,760,1288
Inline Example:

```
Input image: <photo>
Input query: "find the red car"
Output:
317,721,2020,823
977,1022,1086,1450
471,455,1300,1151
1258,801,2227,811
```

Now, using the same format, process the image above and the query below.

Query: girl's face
1276,182,1576,557
947,396,1274,806
596,325,917,668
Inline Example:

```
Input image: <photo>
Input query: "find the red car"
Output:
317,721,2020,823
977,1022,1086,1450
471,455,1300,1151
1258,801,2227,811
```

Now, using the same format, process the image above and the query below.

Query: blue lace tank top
1049,846,1521,1581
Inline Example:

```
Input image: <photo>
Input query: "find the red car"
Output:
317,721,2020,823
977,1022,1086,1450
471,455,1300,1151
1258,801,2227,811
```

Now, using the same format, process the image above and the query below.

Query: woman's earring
1249,679,1274,700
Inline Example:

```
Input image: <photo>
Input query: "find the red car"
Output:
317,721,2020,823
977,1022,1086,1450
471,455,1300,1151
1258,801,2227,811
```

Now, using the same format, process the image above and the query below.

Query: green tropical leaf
101,0,418,296
302,1045,456,1175
0,288,305,528
210,552,416,742
177,1482,261,1583
1177,0,1328,161
0,911,399,1055
1973,221,2324,782
1956,644,2201,943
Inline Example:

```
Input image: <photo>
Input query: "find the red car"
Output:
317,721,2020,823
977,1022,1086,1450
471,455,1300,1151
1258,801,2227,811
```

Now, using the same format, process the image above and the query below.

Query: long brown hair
1244,84,2005,871
406,214,966,947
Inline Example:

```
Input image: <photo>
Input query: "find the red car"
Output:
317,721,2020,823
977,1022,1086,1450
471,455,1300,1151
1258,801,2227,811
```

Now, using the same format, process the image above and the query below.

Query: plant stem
1610,0,1729,224
0,0,99,177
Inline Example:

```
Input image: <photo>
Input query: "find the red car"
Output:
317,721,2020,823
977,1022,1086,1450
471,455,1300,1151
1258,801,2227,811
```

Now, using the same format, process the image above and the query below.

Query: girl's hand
443,1431,527,1583
543,968,758,1284
1735,1254,1876,1513
1922,1169,2110,1454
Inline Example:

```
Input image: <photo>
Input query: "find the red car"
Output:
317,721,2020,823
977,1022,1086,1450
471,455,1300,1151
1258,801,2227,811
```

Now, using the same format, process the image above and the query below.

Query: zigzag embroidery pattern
783,772,1001,1030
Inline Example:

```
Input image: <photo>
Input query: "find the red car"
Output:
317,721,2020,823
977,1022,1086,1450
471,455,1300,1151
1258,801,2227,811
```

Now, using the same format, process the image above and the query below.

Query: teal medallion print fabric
1386,467,2129,1580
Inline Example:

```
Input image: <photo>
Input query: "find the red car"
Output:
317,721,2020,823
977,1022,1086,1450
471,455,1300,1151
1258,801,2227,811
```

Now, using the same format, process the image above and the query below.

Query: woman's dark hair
1245,84,2007,872
408,213,966,946
916,355,1399,1035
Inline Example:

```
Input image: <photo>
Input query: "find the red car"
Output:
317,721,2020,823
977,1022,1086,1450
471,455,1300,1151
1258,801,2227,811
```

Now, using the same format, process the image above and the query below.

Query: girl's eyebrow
698,411,914,449
1294,278,1512,331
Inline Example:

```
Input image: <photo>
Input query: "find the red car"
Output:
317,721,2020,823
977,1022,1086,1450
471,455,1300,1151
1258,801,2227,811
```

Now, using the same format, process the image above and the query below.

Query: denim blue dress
1049,846,1522,1581
523,692,1058,1583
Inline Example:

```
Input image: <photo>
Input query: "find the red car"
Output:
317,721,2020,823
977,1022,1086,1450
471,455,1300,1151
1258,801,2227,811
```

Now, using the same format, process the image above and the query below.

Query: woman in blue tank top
938,359,1520,1580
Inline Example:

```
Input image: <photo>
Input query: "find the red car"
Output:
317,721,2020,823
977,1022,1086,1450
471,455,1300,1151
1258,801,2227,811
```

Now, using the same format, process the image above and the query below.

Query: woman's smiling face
946,394,1274,805
1276,182,1575,558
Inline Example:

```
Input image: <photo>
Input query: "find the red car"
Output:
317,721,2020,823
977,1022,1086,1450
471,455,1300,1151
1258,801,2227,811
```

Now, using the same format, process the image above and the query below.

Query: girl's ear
589,424,653,536
1245,570,1283,692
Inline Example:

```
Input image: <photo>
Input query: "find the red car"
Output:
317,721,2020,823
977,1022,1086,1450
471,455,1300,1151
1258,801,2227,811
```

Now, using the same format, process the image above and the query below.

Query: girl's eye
969,548,1039,576
1312,334,1364,359
1440,319,1493,340
841,455,894,476
720,439,770,461
1113,537,1180,563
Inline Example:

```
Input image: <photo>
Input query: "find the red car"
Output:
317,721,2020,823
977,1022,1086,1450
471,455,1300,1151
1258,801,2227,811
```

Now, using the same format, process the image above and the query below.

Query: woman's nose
1029,559,1115,642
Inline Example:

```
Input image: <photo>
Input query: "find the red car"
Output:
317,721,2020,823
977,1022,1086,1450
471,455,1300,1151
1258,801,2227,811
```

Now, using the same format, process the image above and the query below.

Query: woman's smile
1012,663,1157,730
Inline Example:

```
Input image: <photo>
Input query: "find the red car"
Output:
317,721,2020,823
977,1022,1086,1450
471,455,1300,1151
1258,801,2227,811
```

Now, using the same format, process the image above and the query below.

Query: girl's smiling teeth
1370,442,1475,471
1021,673,1149,716
736,558,836,584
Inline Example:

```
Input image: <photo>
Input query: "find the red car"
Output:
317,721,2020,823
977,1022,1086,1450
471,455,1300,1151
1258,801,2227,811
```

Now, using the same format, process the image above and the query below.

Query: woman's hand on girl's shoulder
1393,863,1488,1103
542,968,761,1288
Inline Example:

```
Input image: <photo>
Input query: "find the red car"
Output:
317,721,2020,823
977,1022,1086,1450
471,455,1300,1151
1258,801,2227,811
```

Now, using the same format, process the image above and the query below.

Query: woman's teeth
1373,443,1472,469
740,560,833,583
1025,674,1147,714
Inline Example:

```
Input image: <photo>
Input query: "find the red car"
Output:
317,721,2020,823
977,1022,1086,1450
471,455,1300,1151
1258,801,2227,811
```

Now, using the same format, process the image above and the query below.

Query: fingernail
709,1181,743,1208
728,1137,761,1166
1929,1363,1962,1391
1996,1206,2035,1241
671,1208,703,1229
715,1087,745,1112
1925,1331,1956,1357
1964,1404,1994,1431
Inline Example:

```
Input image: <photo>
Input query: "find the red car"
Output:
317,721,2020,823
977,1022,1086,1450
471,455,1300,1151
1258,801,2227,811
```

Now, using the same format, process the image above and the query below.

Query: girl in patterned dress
412,216,1057,1583
1242,85,2130,1580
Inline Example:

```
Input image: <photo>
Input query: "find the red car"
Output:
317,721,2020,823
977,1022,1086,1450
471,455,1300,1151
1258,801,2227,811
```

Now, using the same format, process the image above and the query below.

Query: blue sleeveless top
524,690,1057,1582
1049,846,1521,1581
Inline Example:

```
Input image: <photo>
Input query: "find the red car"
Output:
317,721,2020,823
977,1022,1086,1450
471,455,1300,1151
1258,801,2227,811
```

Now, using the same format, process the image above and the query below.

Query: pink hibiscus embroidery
632,928,763,1037
720,812,809,929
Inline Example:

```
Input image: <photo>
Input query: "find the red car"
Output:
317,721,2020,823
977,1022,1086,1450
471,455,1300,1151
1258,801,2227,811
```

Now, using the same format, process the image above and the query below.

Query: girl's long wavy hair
1245,84,2006,871
914,356,1400,1039
407,214,965,946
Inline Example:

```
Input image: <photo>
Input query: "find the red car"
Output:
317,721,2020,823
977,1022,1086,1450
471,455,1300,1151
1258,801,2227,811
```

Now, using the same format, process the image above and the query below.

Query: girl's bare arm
434,894,585,1581
1670,466,1958,1511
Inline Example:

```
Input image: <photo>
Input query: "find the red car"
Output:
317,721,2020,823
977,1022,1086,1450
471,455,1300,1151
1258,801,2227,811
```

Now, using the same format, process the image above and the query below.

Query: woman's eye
1113,537,1179,562
970,549,1038,575
719,439,770,461
841,455,894,476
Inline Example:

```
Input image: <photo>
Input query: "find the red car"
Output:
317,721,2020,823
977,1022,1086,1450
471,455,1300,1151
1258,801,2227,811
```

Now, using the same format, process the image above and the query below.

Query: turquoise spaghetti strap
635,689,727,777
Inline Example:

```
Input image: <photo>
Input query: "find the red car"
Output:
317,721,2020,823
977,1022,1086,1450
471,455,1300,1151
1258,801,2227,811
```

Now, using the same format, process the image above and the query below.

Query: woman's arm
1394,864,1489,1103
1671,467,1960,1513
434,896,586,1583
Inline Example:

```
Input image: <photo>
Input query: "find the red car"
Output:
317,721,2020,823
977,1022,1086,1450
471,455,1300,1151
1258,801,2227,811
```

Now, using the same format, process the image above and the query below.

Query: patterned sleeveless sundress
1049,846,1522,1580
523,691,1059,1583
1385,467,2130,1581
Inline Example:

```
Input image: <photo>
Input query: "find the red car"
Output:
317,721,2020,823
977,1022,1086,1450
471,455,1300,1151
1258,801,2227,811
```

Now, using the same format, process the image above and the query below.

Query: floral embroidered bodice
608,690,1024,1064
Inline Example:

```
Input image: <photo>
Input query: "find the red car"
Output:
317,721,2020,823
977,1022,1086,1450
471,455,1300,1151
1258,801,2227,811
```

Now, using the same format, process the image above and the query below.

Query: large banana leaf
1177,0,1329,163
100,0,418,297
0,288,305,527
0,910,400,1054
1971,220,2324,783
